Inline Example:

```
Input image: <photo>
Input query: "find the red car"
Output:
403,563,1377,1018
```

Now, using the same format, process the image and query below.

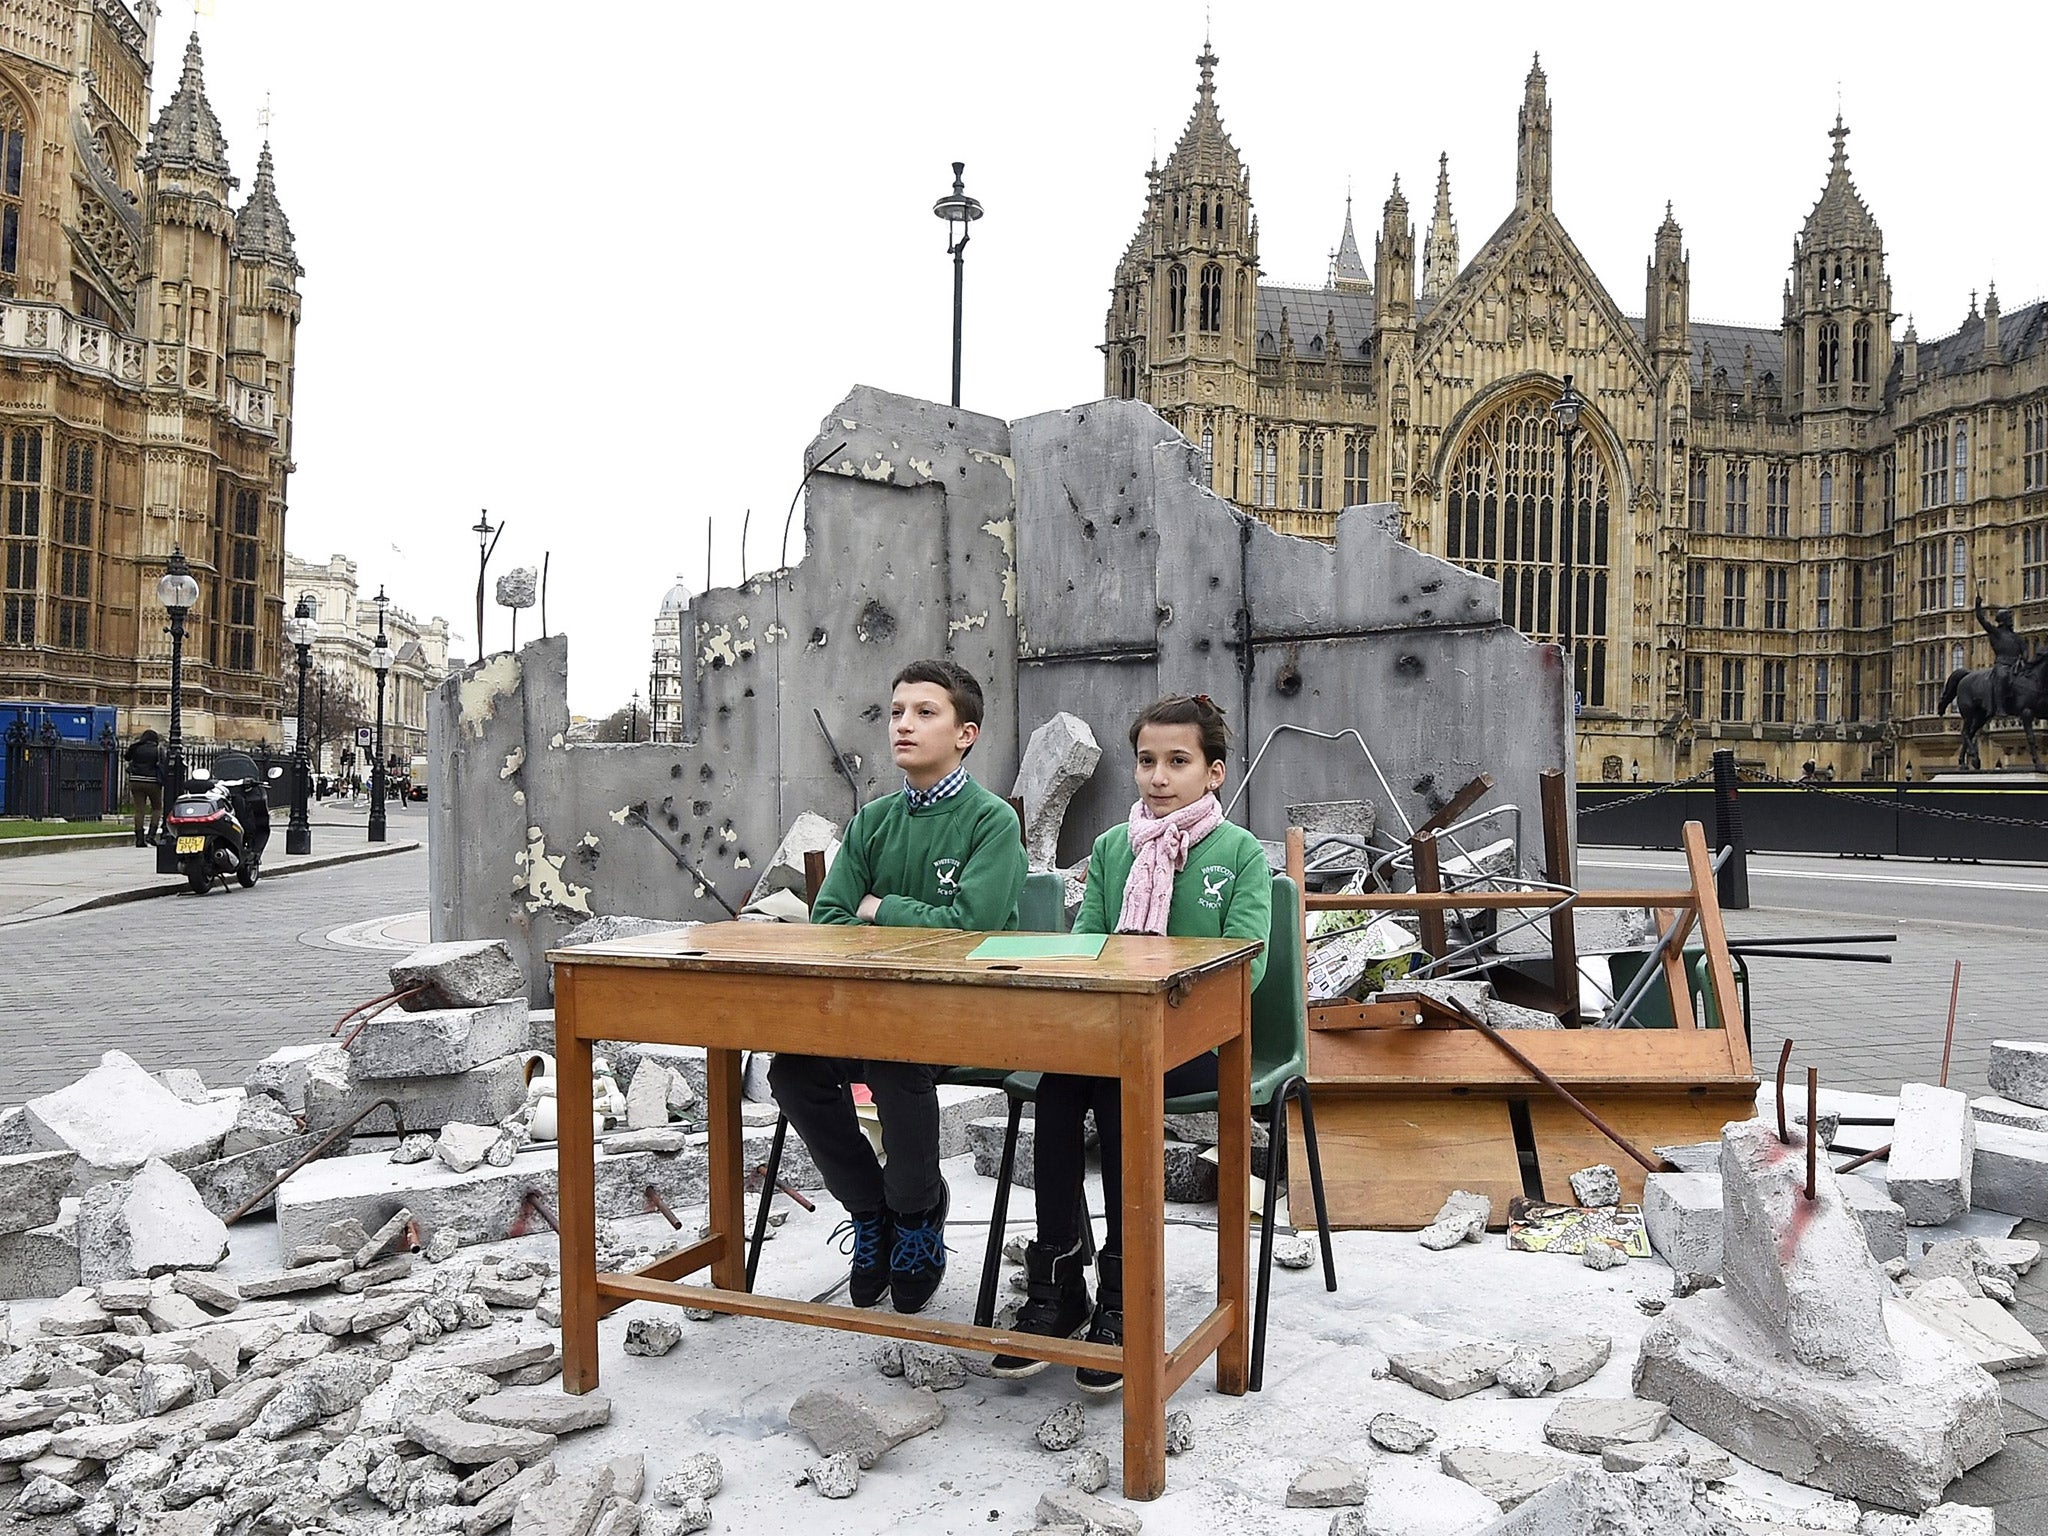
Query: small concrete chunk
656,1452,722,1503
14,1472,83,1515
513,1462,613,1534
1387,1341,1512,1400
241,1257,352,1297
393,1134,436,1164
899,1343,967,1391
171,1271,240,1312
1888,1083,1974,1226
647,1498,711,1535
437,1123,504,1174
1972,1121,2048,1220
1368,1411,1435,1453
1600,1442,1691,1472
1164,1408,1193,1454
788,1384,944,1468
408,1408,556,1464
1581,1240,1626,1271
77,1159,229,1284
1898,1292,2048,1372
807,1450,860,1499
1287,1457,1370,1507
622,1317,681,1357
1419,1190,1491,1249
1988,1040,2048,1110
1476,1465,1706,1533
468,1458,557,1535
625,1065,673,1131
1569,1165,1622,1207
390,939,526,1011
0,1152,74,1238
251,1354,390,1438
1542,1398,1670,1453
1272,1232,1317,1269
462,1391,612,1435
1439,1445,1574,1509
1069,1446,1111,1493
1036,1399,1085,1451
1496,1349,1555,1398
1039,1486,1141,1534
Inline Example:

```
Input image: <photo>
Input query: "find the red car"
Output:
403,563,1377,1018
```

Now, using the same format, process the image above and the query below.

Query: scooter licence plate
176,836,205,854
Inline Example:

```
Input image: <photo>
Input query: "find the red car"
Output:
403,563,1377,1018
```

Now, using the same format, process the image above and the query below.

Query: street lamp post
368,586,392,844
1551,374,1585,718
284,592,318,855
154,549,200,873
629,689,641,744
649,652,661,744
472,510,502,663
931,162,984,409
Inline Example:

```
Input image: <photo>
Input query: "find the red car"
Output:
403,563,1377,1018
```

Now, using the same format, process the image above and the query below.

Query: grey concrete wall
428,387,1569,998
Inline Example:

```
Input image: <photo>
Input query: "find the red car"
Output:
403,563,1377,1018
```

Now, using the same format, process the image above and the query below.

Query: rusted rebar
750,1164,816,1213
518,1191,560,1234
644,1185,683,1230
1805,1067,1818,1201
1939,960,1963,1088
224,1098,402,1225
1835,1143,1890,1175
333,984,431,1048
1775,1040,1793,1144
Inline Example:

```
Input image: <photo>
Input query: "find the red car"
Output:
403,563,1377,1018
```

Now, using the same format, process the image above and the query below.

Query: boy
769,659,1027,1313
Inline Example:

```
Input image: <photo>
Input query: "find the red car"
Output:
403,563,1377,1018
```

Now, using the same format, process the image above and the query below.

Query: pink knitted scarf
1116,792,1223,935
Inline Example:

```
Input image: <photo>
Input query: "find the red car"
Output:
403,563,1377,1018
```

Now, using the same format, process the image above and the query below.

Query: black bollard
1711,748,1750,910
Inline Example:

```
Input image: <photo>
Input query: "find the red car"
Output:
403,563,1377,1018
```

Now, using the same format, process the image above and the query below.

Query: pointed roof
1800,115,1879,247
1161,44,1244,184
141,33,233,181
1422,153,1460,302
234,142,299,269
1330,195,1370,289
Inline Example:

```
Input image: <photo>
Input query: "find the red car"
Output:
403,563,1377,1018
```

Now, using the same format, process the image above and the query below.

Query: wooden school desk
548,922,1263,1500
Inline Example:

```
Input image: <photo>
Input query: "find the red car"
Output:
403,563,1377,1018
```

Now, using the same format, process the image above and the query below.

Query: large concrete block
0,1202,78,1300
1988,1040,2048,1111
747,813,841,906
1889,1083,1974,1225
1011,713,1099,871
76,1160,228,1284
0,1152,74,1237
345,999,529,1079
1642,1173,1721,1276
1972,1121,2048,1220
304,1052,532,1136
389,940,525,1011
24,1051,236,1177
184,1132,329,1220
1840,1177,1908,1263
1970,1095,2048,1133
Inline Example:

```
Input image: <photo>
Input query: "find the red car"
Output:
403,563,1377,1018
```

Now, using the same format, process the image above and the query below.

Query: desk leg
1121,998,1166,1501
1215,969,1250,1396
707,1047,746,1292
555,972,599,1393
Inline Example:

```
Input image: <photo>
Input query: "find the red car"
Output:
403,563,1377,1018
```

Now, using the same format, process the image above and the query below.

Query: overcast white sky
161,1,2045,713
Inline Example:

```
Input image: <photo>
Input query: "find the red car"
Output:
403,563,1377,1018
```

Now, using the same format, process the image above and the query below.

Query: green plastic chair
975,875,1338,1390
1604,947,1751,1041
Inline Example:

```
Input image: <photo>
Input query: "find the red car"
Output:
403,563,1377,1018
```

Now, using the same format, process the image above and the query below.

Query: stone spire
1161,41,1243,183
1329,193,1371,291
1421,153,1459,302
1515,54,1552,212
140,33,233,181
1375,175,1414,320
1800,115,1879,246
234,142,300,271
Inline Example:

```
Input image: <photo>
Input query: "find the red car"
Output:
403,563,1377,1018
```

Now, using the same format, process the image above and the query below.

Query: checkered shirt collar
902,765,968,811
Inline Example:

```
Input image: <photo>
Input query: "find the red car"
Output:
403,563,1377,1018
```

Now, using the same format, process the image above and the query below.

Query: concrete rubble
1888,1084,1975,1226
23,1050,238,1177
788,1385,944,1468
76,1158,229,1284
1986,1039,2048,1110
1418,1189,1492,1250
1012,712,1101,870
390,939,529,1012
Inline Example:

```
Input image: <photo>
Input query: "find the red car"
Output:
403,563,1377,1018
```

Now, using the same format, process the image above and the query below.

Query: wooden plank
1415,773,1496,839
1539,770,1578,1019
1308,1000,1428,1032
554,970,600,1394
1305,1022,1756,1087
1165,1303,1238,1399
1653,908,1697,1031
1682,822,1754,1078
1411,831,1447,958
1295,1093,1526,1228
1120,993,1168,1501
1213,967,1250,1398
801,849,826,908
594,1235,726,1320
1527,1087,1758,1208
594,1272,1125,1370
706,1047,745,1292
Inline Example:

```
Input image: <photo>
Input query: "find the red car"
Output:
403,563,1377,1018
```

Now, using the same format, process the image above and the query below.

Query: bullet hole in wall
1396,654,1424,676
811,628,828,647
692,800,709,816
666,813,679,831
743,688,755,698
669,764,683,779
856,600,898,644
711,654,726,669
1209,574,1222,588
1081,520,1096,539
1275,664,1302,698
1420,578,1442,594
1196,638,1212,653
860,704,883,723
699,764,714,782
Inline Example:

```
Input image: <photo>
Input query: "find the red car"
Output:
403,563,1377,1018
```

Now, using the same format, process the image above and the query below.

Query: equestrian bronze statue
1941,601,2045,770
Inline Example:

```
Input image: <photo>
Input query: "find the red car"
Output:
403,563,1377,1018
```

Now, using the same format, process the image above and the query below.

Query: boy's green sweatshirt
811,776,1027,930
1072,818,1271,993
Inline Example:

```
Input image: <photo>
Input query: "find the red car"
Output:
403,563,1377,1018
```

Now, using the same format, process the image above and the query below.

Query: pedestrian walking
123,729,163,846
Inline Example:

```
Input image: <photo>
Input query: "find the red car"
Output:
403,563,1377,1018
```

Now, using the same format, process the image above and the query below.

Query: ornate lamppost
629,689,641,744
931,162,983,409
472,510,502,662
368,586,392,844
284,592,318,855
154,549,200,873
1551,374,1585,718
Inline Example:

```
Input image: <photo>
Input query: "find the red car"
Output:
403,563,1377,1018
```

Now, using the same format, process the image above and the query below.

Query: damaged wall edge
428,386,1570,999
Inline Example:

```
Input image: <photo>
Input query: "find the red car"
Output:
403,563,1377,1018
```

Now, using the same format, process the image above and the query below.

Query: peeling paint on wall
608,806,633,826
981,516,1017,616
499,746,526,780
909,457,935,480
948,610,989,638
549,733,565,750
971,448,1017,485
514,825,593,916
456,652,523,742
579,832,600,849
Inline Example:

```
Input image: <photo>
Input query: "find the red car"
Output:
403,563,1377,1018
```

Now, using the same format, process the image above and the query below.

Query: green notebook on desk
967,934,1110,961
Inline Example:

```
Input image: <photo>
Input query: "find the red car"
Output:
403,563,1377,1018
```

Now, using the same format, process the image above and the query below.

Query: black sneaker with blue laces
832,1209,893,1307
888,1180,951,1314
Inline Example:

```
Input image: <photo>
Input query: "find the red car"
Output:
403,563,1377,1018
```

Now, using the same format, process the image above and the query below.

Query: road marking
1581,857,2048,895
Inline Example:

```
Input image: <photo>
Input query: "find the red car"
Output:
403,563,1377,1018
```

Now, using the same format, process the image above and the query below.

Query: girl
990,693,1270,1391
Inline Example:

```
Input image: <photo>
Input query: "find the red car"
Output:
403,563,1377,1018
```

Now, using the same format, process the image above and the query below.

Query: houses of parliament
0,3,300,743
1106,49,2047,782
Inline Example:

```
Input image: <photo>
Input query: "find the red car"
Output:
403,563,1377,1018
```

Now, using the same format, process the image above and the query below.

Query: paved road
0,842,430,1103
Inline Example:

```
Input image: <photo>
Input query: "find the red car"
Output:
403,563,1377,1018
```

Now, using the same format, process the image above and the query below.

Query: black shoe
1075,1251,1124,1395
888,1180,950,1315
989,1239,1092,1378
831,1209,892,1307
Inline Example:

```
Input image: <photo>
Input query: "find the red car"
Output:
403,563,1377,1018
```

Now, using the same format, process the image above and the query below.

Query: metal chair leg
745,1112,788,1293
1250,1090,1289,1392
1285,1076,1338,1292
975,1097,1025,1328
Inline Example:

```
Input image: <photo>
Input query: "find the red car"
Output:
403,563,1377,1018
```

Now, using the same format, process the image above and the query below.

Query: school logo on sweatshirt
933,858,962,896
1197,864,1234,910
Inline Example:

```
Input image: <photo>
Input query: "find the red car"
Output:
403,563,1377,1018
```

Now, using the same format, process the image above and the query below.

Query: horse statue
1940,648,2048,771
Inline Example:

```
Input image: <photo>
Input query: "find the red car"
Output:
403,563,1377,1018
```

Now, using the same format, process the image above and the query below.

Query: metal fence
1580,776,2048,863
2,725,119,820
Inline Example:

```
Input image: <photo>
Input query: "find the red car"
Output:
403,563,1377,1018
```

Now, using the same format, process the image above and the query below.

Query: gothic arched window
1445,393,1614,707
1167,264,1187,334
0,92,25,282
1117,348,1136,401
1235,271,1249,338
1198,264,1223,333
1851,321,1872,384
1818,466,1834,536
1816,322,1840,386
1953,422,1970,502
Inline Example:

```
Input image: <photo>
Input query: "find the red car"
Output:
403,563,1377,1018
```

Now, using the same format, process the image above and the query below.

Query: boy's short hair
892,659,985,729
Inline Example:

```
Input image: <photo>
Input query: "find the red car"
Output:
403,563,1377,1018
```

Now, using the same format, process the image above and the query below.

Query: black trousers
767,1054,945,1217
1031,1052,1220,1254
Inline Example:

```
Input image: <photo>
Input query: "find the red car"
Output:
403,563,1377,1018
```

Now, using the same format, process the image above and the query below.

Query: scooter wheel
185,863,213,895
237,856,258,889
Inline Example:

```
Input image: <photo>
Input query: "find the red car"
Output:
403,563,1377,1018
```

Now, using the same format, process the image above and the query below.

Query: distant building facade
650,575,690,744
0,10,301,745
284,552,449,769
1108,50,2048,780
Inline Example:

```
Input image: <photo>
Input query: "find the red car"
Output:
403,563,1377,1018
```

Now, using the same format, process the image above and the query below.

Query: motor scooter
165,751,279,895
